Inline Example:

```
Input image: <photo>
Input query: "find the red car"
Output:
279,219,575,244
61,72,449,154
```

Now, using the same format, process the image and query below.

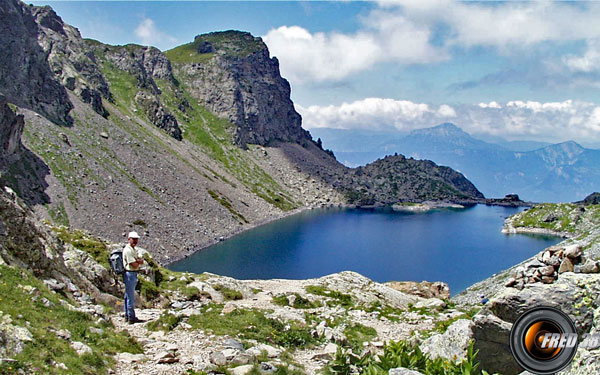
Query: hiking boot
128,317,145,324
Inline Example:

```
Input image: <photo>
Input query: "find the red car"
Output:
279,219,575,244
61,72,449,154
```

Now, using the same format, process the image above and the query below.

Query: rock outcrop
167,31,311,147
385,280,450,299
0,95,24,157
0,186,119,302
0,0,73,124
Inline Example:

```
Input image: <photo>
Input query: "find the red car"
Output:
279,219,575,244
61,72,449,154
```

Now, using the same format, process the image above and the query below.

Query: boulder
580,259,600,274
488,274,599,334
558,258,574,274
231,364,255,375
414,298,446,309
472,314,521,375
421,319,474,363
564,244,582,259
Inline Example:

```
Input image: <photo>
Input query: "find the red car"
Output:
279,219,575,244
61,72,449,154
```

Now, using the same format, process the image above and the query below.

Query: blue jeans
123,271,138,320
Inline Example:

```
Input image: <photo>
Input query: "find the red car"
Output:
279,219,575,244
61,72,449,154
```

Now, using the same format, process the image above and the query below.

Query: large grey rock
0,312,33,357
472,313,521,375
421,319,474,362
489,273,600,334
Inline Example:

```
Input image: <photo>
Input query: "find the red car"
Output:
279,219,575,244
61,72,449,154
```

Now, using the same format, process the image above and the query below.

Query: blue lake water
169,205,561,295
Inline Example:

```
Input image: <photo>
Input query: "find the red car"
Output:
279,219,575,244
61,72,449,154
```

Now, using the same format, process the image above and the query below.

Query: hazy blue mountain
311,124,600,202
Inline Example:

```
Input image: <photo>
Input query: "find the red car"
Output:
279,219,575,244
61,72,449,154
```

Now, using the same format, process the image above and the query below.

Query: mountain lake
169,205,561,295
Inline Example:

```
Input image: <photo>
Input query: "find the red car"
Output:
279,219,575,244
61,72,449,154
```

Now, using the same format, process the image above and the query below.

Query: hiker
480,294,489,305
123,231,145,324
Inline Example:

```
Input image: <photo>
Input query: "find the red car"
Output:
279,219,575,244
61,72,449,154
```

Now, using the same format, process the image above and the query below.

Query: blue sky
32,1,600,146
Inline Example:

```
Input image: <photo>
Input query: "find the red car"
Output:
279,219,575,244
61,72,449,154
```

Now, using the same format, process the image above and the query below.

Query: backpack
109,248,125,275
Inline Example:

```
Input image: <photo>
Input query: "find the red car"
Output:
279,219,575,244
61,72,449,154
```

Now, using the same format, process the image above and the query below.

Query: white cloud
134,18,177,50
263,26,382,83
297,98,455,130
264,1,600,84
264,21,445,83
564,39,600,73
298,98,600,143
478,101,501,109
384,0,600,48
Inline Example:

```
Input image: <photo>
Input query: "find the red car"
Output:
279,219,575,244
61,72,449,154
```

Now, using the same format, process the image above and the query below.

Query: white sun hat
128,231,140,239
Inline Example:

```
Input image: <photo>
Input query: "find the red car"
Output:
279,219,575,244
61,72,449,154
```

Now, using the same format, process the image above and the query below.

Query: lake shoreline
171,197,532,266
168,204,561,296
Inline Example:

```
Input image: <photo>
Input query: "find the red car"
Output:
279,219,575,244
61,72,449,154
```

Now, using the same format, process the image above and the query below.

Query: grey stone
223,338,245,351
564,244,582,259
231,364,255,375
559,258,575,274
209,351,227,366
155,350,179,364
538,265,555,277
580,259,600,273
421,319,474,363
472,314,521,375
71,341,92,355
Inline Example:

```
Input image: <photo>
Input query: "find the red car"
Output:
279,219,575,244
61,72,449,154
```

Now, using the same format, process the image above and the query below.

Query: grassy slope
94,44,297,212
0,265,142,375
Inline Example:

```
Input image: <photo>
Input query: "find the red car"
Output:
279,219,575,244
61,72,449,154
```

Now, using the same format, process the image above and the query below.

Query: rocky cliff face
0,95,24,157
0,0,73,124
166,31,311,147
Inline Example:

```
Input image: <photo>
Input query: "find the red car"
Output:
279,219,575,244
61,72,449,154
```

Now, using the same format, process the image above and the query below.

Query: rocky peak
193,30,265,59
167,30,311,148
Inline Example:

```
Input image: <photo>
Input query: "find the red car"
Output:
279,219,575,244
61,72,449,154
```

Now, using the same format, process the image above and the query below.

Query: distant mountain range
310,123,600,202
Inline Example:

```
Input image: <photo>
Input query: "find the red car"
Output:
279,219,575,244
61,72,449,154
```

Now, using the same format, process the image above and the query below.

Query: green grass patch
188,305,318,349
0,265,142,375
305,285,354,308
360,301,405,322
512,203,580,233
213,284,243,300
47,202,70,227
344,323,377,352
272,294,321,309
147,312,183,332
